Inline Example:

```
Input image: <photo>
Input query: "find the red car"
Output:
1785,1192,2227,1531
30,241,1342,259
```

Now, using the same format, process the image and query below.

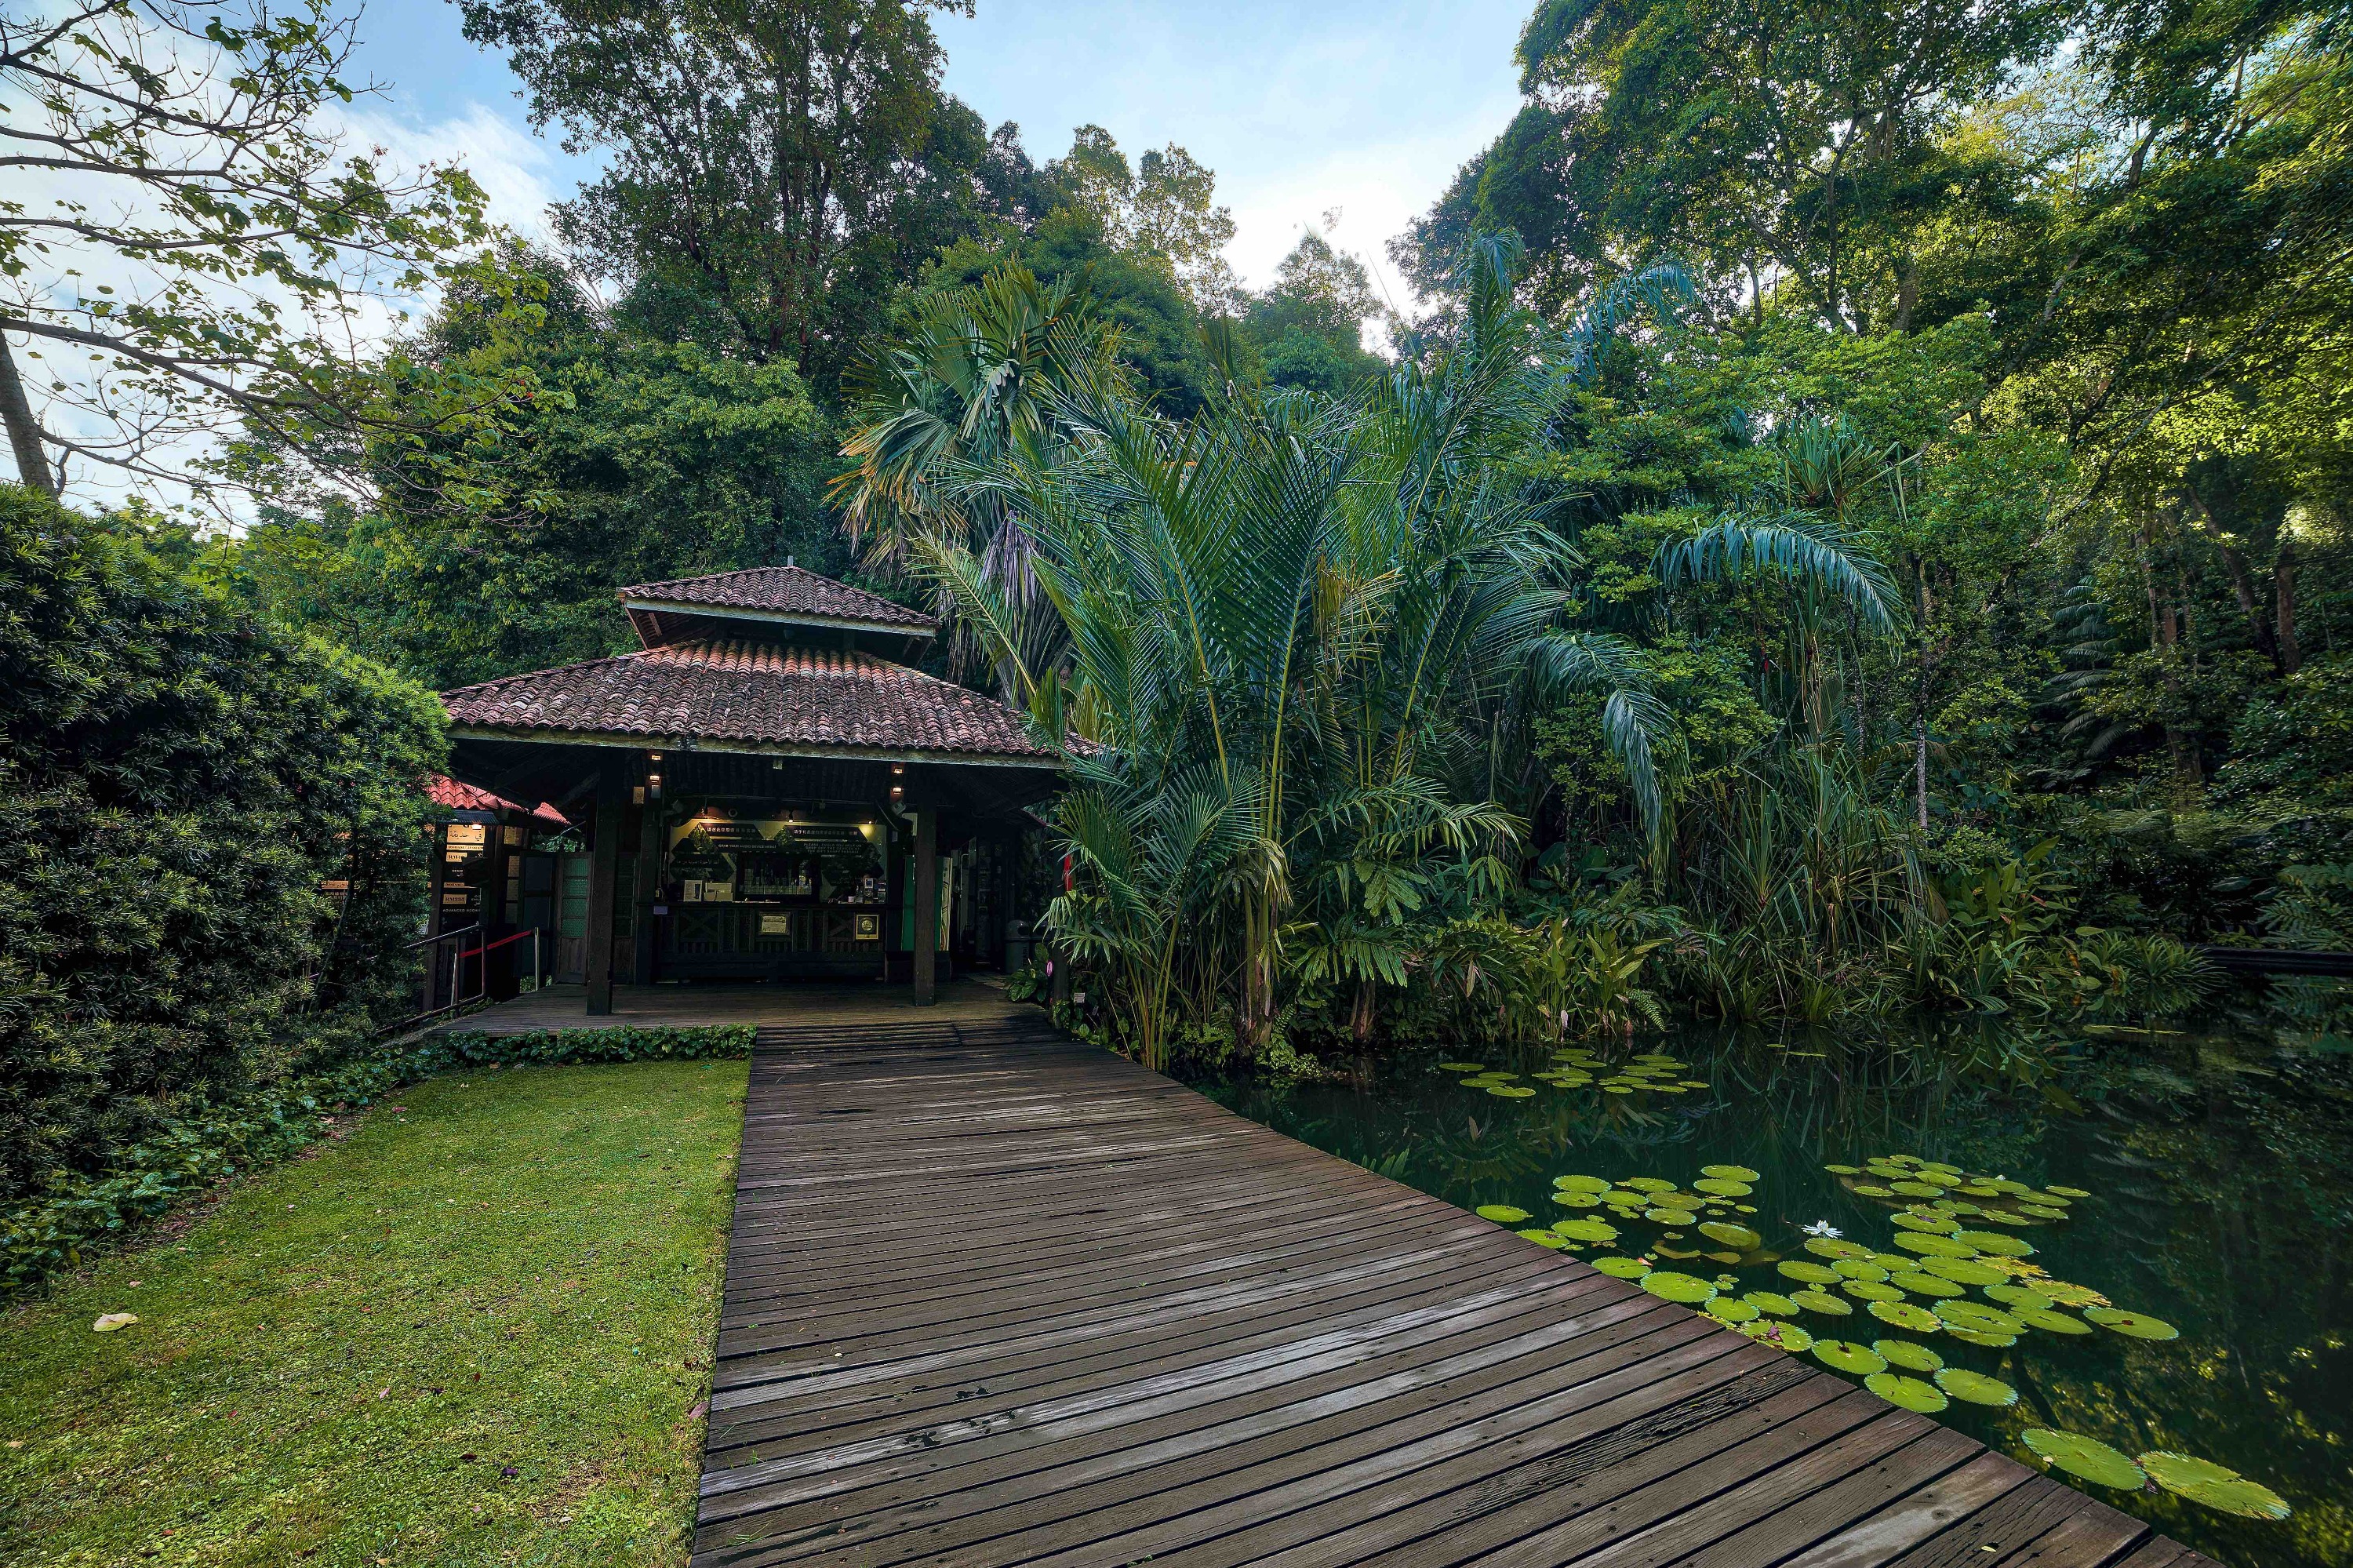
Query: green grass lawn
1,1057,747,1567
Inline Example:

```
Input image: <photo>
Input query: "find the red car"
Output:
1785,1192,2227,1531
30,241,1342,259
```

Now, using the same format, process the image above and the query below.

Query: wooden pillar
483,817,511,997
635,796,663,986
911,806,939,1006
584,760,625,1016
422,821,446,1013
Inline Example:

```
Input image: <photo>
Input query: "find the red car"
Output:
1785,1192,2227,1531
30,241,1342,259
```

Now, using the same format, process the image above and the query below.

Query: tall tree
458,0,1005,390
0,0,489,507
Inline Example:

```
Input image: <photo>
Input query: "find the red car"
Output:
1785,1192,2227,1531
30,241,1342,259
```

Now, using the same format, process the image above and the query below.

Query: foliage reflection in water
1204,1016,2353,1568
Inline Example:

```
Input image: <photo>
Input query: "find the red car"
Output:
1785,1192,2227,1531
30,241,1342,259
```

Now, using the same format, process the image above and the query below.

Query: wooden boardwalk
693,1017,2210,1568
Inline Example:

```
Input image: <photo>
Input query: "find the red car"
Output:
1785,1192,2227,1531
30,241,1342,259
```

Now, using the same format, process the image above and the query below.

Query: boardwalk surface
693,1015,2210,1568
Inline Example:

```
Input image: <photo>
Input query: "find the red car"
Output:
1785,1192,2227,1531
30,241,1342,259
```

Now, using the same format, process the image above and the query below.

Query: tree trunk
1915,719,1929,831
0,329,56,497
2143,522,2202,791
2275,539,2302,675
2217,541,2276,667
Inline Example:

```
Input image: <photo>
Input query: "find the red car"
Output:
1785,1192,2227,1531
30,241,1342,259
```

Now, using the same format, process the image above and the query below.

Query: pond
1202,1014,2352,1568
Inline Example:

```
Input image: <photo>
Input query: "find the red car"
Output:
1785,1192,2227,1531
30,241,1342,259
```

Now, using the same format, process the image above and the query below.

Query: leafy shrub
0,484,443,1205
0,1024,754,1297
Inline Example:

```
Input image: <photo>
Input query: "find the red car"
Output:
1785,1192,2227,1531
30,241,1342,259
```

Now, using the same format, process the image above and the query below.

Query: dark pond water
1203,1016,2353,1568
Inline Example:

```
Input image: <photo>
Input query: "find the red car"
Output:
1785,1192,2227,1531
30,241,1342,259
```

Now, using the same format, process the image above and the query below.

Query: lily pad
2084,1308,2180,1341
1890,1181,1944,1198
1693,1177,1752,1197
1822,1163,1864,1175
1777,1261,1842,1285
1738,1319,1814,1352
1592,1256,1651,1279
1893,1232,1978,1258
1889,1270,1964,1297
1933,1300,2025,1335
1436,1061,1486,1071
1706,1297,1761,1323
1917,1257,2009,1286
2022,1430,2146,1490
1699,1221,1762,1250
1516,1228,1569,1247
1743,1290,1798,1316
2046,1184,2093,1199
1866,1372,1948,1413
1645,1207,1701,1226
1831,1258,1889,1281
1956,1229,2034,1257
1486,1085,1537,1097
1552,1217,1621,1244
1551,1191,1602,1210
1944,1327,2019,1348
2039,1280,2110,1308
1984,1284,2054,1311
1874,1338,1944,1372
1804,1237,1872,1260
1934,1368,2019,1407
1638,1271,1718,1304
1868,1301,1942,1332
1891,1210,1963,1234
1554,1173,1613,1193
1850,1184,1897,1198
2138,1453,2293,1519
1789,1288,1853,1316
1813,1338,1888,1374
1619,1177,1676,1193
1475,1204,1533,1223
1700,1163,1761,1181
2016,1307,2093,1335
1843,1279,1904,1304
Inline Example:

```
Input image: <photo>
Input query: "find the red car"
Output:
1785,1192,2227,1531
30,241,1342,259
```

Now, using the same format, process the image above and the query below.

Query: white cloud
332,100,569,242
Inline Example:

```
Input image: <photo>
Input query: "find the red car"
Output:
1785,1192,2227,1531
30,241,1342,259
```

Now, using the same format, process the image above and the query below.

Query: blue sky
336,0,1531,304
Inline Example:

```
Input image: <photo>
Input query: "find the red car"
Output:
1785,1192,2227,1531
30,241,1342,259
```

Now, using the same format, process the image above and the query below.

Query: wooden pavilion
434,565,1063,1013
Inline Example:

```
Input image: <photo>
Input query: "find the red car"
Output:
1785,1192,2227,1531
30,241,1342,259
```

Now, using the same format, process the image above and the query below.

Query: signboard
758,912,791,936
855,913,881,941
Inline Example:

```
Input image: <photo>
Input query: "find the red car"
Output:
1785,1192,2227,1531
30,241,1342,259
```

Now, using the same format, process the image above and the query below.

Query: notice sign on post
758,912,791,937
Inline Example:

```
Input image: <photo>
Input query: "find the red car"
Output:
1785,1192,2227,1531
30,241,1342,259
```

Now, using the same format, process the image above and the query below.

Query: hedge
0,1024,755,1298
0,484,444,1205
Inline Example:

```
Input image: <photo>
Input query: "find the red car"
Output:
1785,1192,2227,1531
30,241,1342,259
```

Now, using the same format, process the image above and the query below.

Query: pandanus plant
873,237,1908,1055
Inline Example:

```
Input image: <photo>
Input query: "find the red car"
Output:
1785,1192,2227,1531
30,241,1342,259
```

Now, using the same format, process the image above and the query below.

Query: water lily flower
1800,1221,1842,1238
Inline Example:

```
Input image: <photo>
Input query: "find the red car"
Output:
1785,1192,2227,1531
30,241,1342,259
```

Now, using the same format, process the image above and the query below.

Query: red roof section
440,640,1056,762
425,774,569,825
617,565,936,633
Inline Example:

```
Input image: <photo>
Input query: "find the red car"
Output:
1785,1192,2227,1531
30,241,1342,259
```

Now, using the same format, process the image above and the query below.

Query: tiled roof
440,640,1056,762
425,774,569,825
617,566,936,632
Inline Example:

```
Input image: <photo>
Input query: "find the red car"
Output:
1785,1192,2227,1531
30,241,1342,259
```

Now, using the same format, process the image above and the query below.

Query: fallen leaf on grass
93,1313,139,1333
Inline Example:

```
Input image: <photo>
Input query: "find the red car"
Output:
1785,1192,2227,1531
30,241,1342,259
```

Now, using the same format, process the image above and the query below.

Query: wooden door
555,853,591,982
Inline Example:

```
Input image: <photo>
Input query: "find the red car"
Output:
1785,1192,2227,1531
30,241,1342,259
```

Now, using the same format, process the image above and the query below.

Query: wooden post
911,806,938,1006
635,795,663,985
483,817,511,997
422,821,446,1013
585,760,624,1016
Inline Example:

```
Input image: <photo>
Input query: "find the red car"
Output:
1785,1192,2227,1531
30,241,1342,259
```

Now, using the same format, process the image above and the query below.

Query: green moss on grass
0,1058,747,1566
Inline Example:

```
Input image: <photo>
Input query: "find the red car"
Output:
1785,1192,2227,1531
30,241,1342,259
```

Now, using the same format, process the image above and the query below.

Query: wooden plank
689,1019,2224,1568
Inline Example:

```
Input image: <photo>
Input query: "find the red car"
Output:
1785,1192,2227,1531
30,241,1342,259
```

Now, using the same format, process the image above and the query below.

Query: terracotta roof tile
425,774,569,825
616,565,935,631
440,641,1055,762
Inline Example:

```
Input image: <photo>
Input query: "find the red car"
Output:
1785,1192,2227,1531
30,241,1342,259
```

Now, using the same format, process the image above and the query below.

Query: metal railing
380,923,546,1035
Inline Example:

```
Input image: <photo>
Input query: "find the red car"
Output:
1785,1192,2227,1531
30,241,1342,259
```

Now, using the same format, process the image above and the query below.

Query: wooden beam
584,761,625,1015
911,806,938,1006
